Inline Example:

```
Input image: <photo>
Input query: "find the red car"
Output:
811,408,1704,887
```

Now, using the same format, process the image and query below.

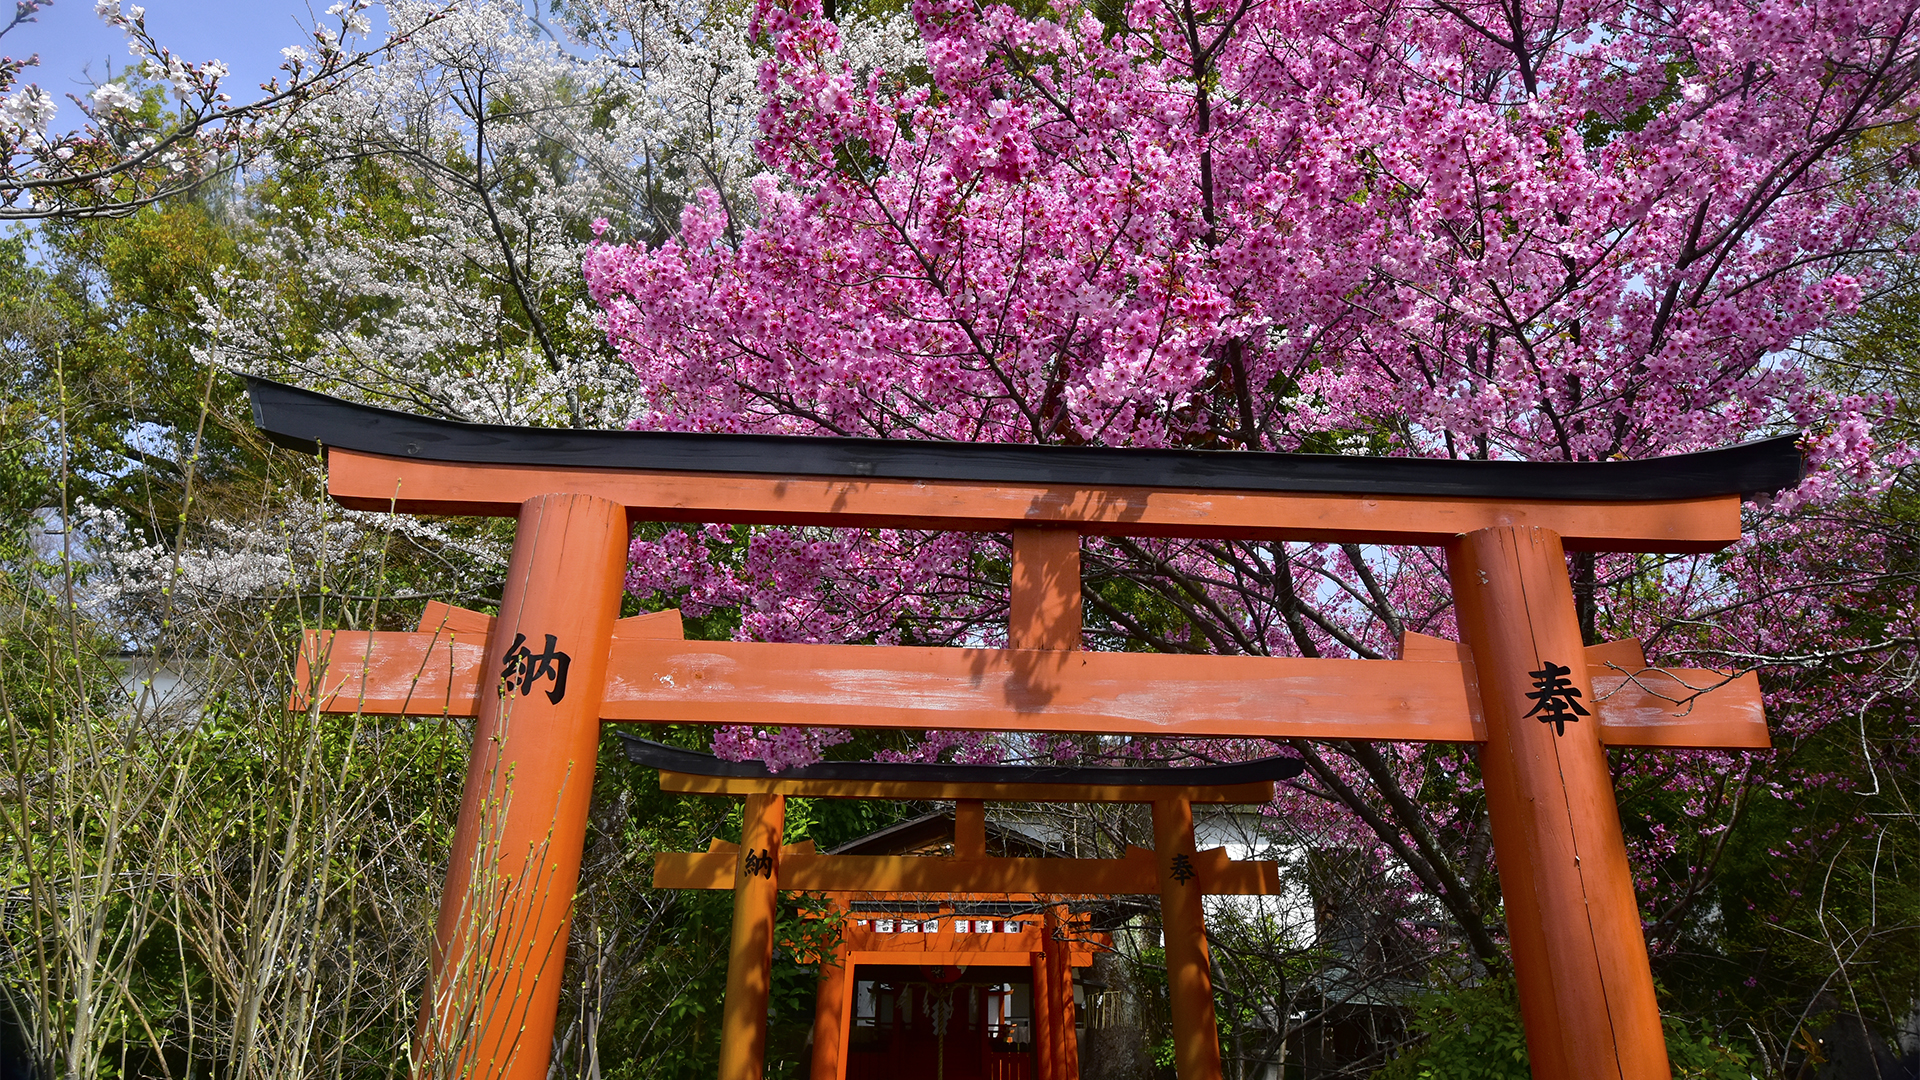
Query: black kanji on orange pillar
1525,661,1590,736
501,633,571,704
1169,853,1197,884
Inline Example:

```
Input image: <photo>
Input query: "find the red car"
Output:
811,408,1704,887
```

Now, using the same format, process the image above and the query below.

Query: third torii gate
626,736,1306,1080
252,376,1796,1080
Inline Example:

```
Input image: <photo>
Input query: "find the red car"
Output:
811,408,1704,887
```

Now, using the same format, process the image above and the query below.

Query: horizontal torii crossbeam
251,377,1802,1080
299,608,1766,747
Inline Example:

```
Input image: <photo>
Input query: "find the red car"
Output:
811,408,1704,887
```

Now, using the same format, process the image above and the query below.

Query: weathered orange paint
301,628,1768,749
1401,632,1768,750
414,494,628,1080
1155,797,1223,1080
1447,528,1671,1080
722,793,786,1080
295,606,681,717
600,640,1485,738
1587,669,1769,749
324,447,1745,552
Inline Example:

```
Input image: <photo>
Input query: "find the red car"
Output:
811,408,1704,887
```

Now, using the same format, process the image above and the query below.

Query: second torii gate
625,736,1305,1080
251,376,1795,1080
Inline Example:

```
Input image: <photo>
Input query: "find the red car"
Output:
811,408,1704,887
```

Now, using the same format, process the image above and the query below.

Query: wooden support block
1584,638,1649,672
417,600,494,637
955,800,987,858
1012,528,1082,651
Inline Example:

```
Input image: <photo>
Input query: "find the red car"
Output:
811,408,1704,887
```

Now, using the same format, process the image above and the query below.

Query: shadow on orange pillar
415,493,629,1080
1155,796,1223,1080
1045,905,1081,1080
1447,526,1670,1080
721,792,787,1080
1031,946,1057,1080
810,900,852,1080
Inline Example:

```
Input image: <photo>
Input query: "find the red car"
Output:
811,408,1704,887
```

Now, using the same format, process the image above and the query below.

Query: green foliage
1380,980,1763,1080
1377,979,1530,1080
1663,1015,1759,1080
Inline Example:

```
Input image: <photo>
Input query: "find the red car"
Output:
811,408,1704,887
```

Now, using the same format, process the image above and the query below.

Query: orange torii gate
625,736,1304,1080
816,903,1099,1080
251,376,1795,1080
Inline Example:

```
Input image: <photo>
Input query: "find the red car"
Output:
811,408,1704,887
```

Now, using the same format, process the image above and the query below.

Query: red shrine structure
253,376,1797,1080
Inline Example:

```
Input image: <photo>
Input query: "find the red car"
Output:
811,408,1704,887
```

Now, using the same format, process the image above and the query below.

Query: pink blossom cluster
584,0,1920,896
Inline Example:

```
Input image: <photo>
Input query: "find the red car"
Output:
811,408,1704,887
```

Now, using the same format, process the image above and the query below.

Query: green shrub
1379,979,1757,1080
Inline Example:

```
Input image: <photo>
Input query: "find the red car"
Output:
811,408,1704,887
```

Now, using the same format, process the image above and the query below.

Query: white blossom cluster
201,0,923,430
0,86,57,147
72,498,508,642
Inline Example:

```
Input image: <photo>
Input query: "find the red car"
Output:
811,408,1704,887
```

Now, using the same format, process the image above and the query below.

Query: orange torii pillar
721,793,788,1080
808,898,853,1080
1448,527,1670,1080
1155,796,1223,1080
416,494,628,1080
1043,904,1081,1080
1031,946,1058,1080
1012,527,1080,1080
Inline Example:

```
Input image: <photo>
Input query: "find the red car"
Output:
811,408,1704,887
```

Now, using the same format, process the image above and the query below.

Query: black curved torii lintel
616,733,1308,788
244,376,1805,502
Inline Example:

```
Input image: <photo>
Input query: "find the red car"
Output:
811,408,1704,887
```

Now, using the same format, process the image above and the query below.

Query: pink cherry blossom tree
585,0,1920,986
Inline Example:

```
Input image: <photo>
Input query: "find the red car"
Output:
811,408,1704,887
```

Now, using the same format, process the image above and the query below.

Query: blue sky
15,0,346,125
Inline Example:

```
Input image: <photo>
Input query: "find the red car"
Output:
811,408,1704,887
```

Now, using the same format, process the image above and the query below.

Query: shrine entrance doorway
845,965,1035,1080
